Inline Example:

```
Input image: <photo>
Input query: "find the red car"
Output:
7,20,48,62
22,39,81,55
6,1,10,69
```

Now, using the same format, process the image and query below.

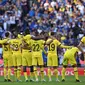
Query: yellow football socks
14,68,17,78
48,68,51,79
8,68,11,79
4,68,7,79
17,67,21,80
40,67,44,80
54,69,58,79
74,67,79,80
61,67,66,80
34,67,38,79
24,72,28,80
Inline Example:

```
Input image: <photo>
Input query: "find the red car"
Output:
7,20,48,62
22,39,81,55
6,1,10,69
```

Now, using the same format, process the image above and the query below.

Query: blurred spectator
0,0,85,66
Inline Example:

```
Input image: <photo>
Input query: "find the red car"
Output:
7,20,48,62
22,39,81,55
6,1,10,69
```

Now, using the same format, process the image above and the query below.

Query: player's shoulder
46,38,52,42
81,36,85,43
81,36,85,40
82,36,85,38
40,39,45,42
72,46,79,51
39,39,45,44
25,34,31,38
53,39,60,43
11,38,19,42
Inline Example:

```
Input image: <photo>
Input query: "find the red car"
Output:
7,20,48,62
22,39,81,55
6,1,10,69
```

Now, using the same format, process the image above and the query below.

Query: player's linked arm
46,36,55,45
31,36,44,40
59,44,72,49
0,39,8,44
46,39,53,45
78,41,85,54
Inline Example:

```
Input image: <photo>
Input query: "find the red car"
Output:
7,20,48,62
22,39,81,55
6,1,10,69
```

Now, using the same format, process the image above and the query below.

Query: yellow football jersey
0,38,11,53
0,39,8,44
30,39,45,53
64,47,80,58
10,38,22,52
46,38,61,53
81,36,85,44
23,34,31,42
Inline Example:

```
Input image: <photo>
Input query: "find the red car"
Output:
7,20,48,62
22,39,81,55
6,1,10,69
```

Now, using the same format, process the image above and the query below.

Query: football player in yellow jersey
78,36,85,75
10,33,22,82
46,32,71,82
30,31,46,82
78,36,85,53
0,32,13,82
22,30,34,82
22,29,44,82
61,46,81,82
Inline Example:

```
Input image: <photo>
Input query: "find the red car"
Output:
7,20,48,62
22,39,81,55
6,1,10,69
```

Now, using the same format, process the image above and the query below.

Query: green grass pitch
0,76,85,85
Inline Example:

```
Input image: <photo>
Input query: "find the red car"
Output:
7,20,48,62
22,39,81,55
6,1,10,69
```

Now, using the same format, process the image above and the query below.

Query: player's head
34,30,39,37
14,34,18,38
12,31,18,38
50,32,56,37
18,32,23,39
5,31,10,38
44,32,49,41
24,29,30,35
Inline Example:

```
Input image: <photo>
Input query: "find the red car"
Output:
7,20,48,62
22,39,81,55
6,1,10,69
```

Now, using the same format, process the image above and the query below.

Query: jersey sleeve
42,40,45,44
24,35,31,40
55,39,61,46
76,47,80,52
46,39,52,44
0,39,8,44
81,37,85,44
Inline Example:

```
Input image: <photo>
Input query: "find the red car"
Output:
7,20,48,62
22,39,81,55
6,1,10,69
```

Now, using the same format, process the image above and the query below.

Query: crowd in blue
0,0,85,66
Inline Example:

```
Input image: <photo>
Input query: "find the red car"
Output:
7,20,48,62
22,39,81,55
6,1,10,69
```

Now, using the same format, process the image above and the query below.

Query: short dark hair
35,30,39,36
5,32,10,37
50,32,55,36
24,29,30,35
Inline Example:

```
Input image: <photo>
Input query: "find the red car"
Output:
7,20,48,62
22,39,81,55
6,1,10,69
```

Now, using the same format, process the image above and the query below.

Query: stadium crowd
0,0,85,82
0,0,85,65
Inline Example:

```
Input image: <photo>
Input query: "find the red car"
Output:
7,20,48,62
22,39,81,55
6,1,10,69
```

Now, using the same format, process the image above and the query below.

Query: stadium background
0,0,85,76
